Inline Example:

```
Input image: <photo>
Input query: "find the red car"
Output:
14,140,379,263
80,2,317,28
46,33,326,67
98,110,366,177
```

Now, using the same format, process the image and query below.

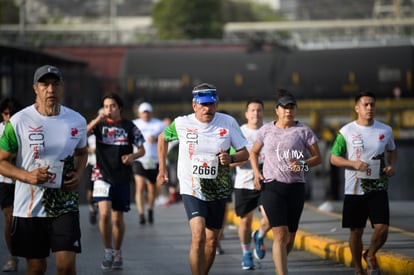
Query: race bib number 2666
192,155,218,179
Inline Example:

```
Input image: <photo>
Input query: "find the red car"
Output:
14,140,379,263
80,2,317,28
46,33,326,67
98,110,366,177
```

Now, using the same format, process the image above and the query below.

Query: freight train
117,43,414,201
2,43,413,114
119,43,413,104
2,43,414,199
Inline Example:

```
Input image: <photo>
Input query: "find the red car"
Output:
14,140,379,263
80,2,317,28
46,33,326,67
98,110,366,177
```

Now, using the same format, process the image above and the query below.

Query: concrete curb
225,206,414,275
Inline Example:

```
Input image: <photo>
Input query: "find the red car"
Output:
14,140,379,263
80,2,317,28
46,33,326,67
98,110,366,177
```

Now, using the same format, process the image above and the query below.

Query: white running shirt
164,112,247,201
331,120,396,195
0,104,87,217
233,124,264,190
132,117,166,169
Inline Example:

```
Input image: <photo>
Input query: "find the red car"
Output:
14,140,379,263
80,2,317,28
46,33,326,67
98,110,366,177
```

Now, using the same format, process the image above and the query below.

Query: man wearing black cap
157,83,249,275
0,65,88,274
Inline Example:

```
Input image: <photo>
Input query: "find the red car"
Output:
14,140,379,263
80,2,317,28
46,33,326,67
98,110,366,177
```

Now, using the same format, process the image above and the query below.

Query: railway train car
120,43,413,104
119,45,276,103
0,44,100,114
118,43,414,200
3,43,414,199
274,44,413,100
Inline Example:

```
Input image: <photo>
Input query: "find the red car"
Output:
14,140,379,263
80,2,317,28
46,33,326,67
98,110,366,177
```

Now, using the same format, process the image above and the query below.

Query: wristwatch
230,155,236,163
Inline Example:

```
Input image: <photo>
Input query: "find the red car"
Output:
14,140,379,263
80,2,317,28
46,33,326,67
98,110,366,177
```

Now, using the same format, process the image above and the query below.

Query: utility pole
18,0,26,45
109,0,118,44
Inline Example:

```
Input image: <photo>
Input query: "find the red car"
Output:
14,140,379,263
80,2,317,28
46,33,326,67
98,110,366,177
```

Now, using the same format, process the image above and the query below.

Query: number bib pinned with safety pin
93,180,111,197
357,159,381,179
192,155,219,179
29,159,64,189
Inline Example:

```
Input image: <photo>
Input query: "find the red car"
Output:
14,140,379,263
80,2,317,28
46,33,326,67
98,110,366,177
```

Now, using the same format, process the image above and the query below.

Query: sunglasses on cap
192,89,217,97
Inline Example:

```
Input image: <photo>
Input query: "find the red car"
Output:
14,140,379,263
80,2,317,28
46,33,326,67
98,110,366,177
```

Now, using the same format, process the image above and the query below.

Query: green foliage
152,0,222,40
248,1,284,21
0,0,19,24
152,0,283,40
221,0,283,22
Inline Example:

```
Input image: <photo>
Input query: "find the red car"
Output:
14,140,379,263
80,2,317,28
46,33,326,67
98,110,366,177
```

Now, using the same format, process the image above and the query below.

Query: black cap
277,95,297,107
33,65,63,84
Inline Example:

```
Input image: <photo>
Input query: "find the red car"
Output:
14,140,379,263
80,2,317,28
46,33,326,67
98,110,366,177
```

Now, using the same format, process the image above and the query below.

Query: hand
97,112,107,122
217,149,232,166
121,154,134,165
354,160,368,171
156,172,169,186
383,165,395,177
62,171,79,192
288,160,302,173
253,173,264,190
26,166,50,185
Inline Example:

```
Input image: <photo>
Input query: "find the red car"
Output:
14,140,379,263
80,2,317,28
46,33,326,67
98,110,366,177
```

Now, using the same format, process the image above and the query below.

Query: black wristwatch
230,155,236,163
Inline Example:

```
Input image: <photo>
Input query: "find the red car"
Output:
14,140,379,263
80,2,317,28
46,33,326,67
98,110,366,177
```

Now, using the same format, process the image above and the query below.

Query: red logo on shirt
71,128,78,137
219,128,227,137
379,134,385,140
108,129,116,137
29,125,43,133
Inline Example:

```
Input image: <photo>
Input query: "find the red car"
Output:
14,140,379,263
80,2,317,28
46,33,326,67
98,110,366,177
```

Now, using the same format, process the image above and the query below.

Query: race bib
357,159,381,179
30,159,64,189
93,180,111,197
192,155,219,179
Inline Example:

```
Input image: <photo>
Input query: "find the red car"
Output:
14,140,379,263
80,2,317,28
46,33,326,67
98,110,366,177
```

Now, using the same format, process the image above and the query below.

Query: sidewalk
226,200,414,275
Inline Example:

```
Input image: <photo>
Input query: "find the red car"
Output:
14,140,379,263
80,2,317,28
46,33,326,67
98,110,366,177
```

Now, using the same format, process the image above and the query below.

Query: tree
221,0,283,22
0,0,19,24
152,0,283,40
152,0,222,40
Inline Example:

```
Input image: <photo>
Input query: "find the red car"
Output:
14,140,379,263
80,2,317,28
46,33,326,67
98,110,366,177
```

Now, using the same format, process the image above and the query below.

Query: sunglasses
192,89,217,97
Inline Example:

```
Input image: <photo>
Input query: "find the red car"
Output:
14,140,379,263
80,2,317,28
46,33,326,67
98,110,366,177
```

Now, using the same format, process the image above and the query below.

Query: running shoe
88,204,97,225
112,250,123,270
216,242,224,255
252,230,266,259
139,214,146,225
241,251,254,270
363,250,380,275
148,209,153,224
2,256,18,272
101,250,113,271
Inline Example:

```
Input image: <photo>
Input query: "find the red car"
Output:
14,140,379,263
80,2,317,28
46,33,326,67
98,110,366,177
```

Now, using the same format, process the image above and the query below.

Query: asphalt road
0,201,356,274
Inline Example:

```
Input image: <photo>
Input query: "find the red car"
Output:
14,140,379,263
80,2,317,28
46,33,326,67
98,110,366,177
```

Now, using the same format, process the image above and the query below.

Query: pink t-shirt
255,121,318,184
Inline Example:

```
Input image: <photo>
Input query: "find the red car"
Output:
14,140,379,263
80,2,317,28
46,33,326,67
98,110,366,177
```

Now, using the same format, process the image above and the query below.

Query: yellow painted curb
226,208,414,275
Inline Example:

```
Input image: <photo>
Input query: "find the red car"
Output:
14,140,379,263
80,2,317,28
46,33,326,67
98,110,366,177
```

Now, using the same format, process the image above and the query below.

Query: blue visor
193,89,218,104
